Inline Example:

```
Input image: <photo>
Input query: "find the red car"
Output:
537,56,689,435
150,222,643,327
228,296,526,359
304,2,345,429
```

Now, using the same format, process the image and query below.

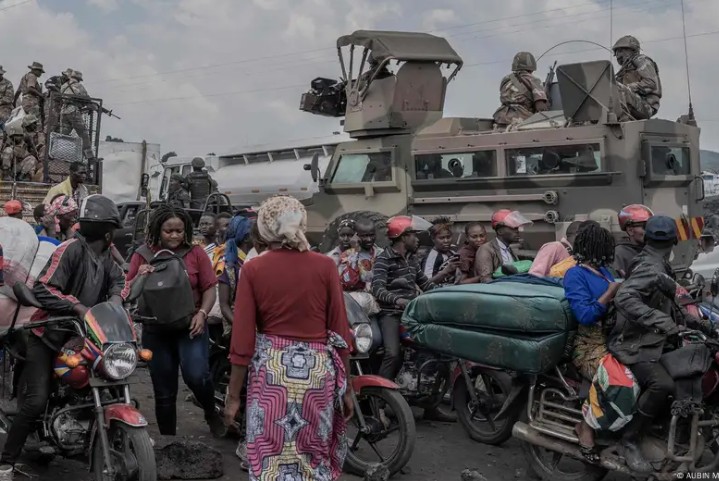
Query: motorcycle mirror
309,153,319,182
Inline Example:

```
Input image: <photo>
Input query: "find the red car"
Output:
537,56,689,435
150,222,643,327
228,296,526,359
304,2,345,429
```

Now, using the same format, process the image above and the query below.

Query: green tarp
402,281,577,374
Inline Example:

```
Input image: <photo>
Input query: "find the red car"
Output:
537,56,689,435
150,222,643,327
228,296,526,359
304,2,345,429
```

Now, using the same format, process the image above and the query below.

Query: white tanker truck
152,138,340,208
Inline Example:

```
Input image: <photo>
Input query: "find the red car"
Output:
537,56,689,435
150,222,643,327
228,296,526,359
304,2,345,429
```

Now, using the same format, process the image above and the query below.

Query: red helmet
618,204,653,231
491,210,532,230
386,215,432,239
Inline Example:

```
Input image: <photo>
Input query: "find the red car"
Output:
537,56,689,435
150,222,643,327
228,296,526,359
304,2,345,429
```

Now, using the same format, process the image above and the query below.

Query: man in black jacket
0,195,124,476
609,215,712,473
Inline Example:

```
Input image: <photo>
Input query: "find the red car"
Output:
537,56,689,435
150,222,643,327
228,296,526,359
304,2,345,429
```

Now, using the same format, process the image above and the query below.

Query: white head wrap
256,195,309,252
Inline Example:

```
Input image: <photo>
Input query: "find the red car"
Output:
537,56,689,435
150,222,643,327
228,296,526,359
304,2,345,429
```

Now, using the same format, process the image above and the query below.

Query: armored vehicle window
331,152,392,183
415,151,497,179
507,143,601,176
650,146,690,176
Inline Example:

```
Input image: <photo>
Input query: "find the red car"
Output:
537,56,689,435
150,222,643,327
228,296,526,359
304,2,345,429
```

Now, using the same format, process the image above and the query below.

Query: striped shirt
371,246,435,310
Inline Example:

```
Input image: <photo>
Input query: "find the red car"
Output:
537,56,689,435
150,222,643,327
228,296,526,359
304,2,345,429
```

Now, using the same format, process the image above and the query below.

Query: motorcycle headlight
102,343,138,380
353,323,373,354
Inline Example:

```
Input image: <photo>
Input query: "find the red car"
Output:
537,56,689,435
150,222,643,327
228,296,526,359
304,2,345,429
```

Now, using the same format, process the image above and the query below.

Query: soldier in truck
493,51,549,128
613,35,661,121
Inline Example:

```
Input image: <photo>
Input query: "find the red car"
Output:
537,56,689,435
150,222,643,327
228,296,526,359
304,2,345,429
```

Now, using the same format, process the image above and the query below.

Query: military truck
296,29,706,272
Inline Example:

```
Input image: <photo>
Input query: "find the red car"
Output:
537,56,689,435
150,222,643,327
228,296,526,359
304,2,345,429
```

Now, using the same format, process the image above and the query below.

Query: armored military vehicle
297,29,705,272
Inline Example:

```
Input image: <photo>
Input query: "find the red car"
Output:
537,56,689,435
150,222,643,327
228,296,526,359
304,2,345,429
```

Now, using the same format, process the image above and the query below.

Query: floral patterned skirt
246,332,348,481
572,324,608,381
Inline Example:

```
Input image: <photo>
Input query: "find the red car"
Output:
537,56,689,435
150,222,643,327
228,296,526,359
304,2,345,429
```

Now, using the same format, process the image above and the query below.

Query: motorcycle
1,282,156,481
511,271,719,480
511,329,719,480
340,294,417,477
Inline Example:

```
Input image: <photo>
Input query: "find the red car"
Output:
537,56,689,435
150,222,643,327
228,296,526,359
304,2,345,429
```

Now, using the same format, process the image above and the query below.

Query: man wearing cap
60,70,94,161
3,200,23,219
185,157,218,209
612,35,661,120
15,61,44,125
475,209,531,282
0,66,14,124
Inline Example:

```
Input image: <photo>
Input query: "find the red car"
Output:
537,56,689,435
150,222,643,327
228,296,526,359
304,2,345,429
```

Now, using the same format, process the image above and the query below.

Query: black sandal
579,444,601,464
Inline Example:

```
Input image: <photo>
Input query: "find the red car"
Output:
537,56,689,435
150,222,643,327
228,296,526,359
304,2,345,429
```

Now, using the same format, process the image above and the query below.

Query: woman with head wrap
327,218,355,267
217,214,253,334
224,195,354,480
49,194,79,241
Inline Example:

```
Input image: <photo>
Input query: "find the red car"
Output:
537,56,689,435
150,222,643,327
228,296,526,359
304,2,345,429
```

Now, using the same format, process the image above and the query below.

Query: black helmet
512,51,537,72
191,157,205,169
644,215,677,242
78,194,121,228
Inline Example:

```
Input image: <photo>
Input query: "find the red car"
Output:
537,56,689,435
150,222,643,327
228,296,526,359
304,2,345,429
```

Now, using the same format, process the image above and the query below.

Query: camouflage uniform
613,35,661,121
44,69,72,133
60,72,94,159
185,157,218,209
1,115,42,181
16,62,44,125
0,67,14,124
493,52,548,127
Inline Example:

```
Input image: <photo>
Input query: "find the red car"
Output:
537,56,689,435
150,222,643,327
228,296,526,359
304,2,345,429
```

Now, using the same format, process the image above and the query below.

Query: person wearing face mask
0,195,125,477
608,215,713,473
475,209,532,283
614,204,653,278
612,35,661,121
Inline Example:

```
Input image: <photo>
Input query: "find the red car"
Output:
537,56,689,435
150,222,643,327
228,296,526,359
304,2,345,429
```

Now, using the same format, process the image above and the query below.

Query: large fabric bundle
402,276,576,374
582,354,639,431
0,219,58,333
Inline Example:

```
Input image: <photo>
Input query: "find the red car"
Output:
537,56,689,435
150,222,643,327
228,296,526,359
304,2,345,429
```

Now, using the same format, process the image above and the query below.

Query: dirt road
3,369,631,481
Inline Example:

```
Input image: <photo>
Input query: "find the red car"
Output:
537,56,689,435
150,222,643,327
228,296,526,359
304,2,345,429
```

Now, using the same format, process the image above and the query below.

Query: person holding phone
421,216,460,286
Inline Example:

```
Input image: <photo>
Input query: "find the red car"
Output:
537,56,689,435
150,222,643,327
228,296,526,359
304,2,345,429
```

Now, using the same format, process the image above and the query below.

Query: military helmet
191,157,205,169
72,70,83,81
63,68,74,78
612,35,640,52
512,52,537,72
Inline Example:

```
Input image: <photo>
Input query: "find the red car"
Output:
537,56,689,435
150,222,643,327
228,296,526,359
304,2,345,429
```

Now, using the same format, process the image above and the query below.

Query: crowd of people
0,186,710,480
0,61,96,182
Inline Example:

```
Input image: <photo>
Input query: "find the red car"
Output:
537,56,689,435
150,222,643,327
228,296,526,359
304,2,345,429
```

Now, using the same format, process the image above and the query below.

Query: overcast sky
2,0,718,155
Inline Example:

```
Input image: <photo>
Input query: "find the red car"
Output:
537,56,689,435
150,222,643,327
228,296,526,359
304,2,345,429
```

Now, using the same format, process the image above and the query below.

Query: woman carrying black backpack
122,204,225,437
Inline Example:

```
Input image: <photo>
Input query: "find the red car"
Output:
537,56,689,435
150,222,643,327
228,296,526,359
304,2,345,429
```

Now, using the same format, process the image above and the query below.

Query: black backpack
134,245,196,331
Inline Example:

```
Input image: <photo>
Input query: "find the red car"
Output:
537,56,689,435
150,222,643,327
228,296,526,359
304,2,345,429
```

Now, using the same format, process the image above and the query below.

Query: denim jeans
143,327,215,435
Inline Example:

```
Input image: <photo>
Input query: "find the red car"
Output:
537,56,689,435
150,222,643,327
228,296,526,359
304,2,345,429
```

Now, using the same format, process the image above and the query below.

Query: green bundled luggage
402,279,577,374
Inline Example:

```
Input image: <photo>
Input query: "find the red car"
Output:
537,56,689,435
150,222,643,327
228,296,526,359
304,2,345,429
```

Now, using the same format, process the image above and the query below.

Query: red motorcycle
1,283,156,481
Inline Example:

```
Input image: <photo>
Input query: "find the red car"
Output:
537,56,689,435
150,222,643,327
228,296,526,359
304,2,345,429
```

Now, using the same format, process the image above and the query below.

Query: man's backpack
134,245,196,331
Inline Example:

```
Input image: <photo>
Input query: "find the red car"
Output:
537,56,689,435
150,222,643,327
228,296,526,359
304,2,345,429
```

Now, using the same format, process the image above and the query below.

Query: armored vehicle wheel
319,211,389,253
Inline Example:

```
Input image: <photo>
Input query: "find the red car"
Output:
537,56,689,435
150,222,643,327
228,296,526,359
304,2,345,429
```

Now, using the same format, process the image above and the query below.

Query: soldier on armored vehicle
493,52,549,128
613,35,661,121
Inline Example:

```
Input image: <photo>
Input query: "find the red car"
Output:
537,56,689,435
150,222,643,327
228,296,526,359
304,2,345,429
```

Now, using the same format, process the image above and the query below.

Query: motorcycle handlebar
21,316,79,331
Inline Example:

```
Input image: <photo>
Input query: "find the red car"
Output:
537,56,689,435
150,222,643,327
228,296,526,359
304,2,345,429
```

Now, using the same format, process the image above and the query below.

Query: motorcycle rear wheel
92,423,156,481
344,387,416,477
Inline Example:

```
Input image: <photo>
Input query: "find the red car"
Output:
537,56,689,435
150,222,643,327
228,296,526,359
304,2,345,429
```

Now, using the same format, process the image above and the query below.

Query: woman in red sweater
224,195,354,481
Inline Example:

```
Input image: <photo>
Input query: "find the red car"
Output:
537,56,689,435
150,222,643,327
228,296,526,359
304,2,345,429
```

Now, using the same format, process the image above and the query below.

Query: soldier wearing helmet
0,113,43,181
371,215,436,382
185,157,218,209
612,35,662,120
614,204,653,277
493,51,549,129
608,214,712,474
167,173,191,209
60,68,95,160
475,209,532,283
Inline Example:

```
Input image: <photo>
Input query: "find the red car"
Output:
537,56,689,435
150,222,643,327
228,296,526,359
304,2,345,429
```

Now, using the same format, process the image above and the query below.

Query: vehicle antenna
609,0,613,60
537,40,610,62
680,0,695,123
